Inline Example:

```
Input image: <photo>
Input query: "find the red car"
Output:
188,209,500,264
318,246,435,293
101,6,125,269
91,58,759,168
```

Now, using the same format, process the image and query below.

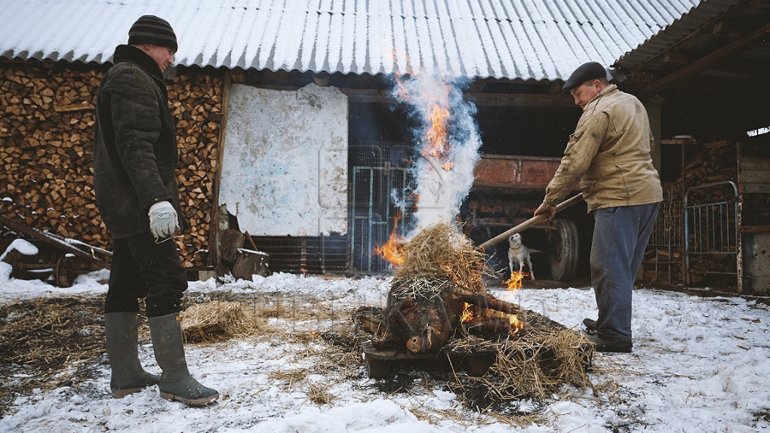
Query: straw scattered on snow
180,300,266,343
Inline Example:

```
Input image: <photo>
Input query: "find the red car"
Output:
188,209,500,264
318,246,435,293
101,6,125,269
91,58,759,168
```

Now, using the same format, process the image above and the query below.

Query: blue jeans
591,203,660,337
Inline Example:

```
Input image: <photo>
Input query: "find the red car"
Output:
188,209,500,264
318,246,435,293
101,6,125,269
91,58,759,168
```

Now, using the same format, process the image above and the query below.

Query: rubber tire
548,218,579,281
54,255,76,288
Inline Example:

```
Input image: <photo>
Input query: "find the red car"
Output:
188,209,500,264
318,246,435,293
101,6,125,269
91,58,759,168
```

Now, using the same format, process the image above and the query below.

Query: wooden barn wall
0,60,223,268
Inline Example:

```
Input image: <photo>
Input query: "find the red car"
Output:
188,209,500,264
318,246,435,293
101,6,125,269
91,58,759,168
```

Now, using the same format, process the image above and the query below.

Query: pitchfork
477,193,584,250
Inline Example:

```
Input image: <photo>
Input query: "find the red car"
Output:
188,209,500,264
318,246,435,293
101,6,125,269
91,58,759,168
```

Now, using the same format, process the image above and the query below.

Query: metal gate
350,164,413,273
684,181,739,286
647,186,684,284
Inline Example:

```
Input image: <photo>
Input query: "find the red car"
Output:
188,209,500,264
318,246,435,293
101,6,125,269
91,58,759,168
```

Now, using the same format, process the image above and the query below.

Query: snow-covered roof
0,0,700,80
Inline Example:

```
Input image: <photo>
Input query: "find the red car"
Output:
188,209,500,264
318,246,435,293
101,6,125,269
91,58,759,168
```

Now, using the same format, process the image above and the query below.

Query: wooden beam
640,21,770,98
469,79,488,92
341,87,573,107
465,92,574,108
661,135,698,146
208,71,233,270
339,88,393,103
662,52,693,66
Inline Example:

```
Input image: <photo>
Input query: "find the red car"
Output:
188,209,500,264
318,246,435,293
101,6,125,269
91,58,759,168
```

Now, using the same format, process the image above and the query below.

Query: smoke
392,75,482,237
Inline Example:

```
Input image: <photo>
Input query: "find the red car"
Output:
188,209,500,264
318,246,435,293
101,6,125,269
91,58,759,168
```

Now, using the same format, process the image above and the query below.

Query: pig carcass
360,276,523,354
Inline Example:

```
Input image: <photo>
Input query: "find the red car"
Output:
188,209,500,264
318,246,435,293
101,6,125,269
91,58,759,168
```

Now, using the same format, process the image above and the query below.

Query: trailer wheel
54,255,78,288
547,219,579,281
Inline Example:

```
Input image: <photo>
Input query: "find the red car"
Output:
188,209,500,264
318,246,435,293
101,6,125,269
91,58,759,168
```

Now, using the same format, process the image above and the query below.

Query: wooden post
207,72,232,271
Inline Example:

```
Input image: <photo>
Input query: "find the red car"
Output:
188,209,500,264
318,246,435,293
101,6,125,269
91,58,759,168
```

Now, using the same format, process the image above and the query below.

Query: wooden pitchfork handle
477,193,584,250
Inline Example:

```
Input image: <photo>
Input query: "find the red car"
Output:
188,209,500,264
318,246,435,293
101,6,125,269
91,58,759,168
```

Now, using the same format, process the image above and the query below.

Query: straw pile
394,223,490,293
368,223,594,408
446,325,593,406
180,301,266,343
389,276,456,302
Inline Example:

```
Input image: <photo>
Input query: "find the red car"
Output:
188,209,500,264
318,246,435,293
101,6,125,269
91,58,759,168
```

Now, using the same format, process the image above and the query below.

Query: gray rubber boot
148,313,219,406
104,312,160,398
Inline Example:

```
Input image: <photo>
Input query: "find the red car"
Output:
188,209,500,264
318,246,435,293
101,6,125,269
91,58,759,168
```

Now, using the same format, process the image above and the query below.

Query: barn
1,0,767,292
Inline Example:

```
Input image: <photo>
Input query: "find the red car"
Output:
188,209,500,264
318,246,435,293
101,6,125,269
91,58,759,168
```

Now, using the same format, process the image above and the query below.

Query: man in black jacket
94,15,218,406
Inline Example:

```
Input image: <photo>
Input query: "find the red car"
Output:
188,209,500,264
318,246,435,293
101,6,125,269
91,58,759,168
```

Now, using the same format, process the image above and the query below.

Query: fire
423,104,454,171
494,311,525,334
393,76,455,175
509,314,525,334
463,305,525,335
506,271,527,290
460,302,474,323
374,213,405,266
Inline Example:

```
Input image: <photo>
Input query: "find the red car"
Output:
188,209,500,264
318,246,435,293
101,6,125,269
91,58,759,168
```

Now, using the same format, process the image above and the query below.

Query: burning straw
394,223,490,293
367,223,594,407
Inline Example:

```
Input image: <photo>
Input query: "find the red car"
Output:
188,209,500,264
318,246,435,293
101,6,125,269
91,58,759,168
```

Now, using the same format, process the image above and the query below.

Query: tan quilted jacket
542,85,663,212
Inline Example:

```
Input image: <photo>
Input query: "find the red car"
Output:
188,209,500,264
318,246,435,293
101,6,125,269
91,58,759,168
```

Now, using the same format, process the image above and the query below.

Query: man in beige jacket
535,62,662,353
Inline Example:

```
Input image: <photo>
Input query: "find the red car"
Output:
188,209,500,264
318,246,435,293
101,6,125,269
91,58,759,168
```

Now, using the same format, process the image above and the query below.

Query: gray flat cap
562,62,609,91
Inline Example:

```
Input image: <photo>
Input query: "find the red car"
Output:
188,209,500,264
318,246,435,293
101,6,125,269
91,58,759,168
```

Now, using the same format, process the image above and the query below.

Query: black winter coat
94,45,185,239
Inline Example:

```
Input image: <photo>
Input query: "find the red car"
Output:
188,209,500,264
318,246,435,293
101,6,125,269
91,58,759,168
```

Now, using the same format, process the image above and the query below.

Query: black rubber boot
582,318,598,333
585,330,633,353
148,313,219,406
104,312,160,398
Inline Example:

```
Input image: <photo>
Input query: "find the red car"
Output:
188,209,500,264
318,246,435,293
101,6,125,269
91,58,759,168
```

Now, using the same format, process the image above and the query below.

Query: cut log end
406,335,422,353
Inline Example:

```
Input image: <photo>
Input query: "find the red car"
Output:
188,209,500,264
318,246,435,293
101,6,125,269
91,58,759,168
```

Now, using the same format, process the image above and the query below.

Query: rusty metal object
473,155,560,191
361,340,497,379
0,215,110,287
0,215,111,265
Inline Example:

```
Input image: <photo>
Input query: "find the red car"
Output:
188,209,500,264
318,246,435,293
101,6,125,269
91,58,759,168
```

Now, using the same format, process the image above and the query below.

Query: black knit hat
562,62,609,91
128,15,177,53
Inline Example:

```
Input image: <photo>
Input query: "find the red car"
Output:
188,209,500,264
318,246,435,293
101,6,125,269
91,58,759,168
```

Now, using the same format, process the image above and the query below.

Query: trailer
0,215,111,287
465,154,583,282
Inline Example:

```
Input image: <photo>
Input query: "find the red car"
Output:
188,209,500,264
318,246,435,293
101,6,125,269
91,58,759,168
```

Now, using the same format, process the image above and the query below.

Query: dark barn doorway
348,103,416,273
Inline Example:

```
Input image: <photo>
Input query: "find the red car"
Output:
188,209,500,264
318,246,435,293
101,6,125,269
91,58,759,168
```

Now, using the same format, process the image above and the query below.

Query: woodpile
168,73,223,267
681,140,737,190
0,61,223,268
660,139,737,203
648,138,739,287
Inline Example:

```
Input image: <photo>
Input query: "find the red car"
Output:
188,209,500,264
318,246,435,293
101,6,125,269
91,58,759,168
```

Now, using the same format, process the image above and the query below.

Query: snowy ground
1,267,770,433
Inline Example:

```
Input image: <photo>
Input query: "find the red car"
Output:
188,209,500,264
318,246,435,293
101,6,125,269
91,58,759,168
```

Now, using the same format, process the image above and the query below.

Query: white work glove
148,201,179,241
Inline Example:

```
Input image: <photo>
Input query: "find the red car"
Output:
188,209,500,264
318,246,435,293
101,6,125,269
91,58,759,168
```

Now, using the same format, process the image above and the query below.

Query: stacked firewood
0,61,223,268
168,73,223,267
677,140,738,201
654,139,739,288
660,139,737,201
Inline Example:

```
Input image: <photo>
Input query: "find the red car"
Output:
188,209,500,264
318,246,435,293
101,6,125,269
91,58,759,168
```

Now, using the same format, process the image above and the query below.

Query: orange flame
423,104,453,171
509,314,525,334
506,271,527,290
394,77,454,172
493,310,525,334
374,213,405,266
460,302,474,323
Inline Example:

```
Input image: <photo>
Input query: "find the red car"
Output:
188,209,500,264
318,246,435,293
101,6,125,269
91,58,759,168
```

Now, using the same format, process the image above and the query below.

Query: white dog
508,233,535,280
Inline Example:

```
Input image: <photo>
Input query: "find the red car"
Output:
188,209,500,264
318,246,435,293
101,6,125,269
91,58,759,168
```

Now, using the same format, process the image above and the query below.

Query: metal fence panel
684,181,738,286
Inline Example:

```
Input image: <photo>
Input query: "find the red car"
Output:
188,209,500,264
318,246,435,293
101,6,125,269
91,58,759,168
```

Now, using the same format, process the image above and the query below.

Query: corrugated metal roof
0,0,700,80
616,0,742,72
